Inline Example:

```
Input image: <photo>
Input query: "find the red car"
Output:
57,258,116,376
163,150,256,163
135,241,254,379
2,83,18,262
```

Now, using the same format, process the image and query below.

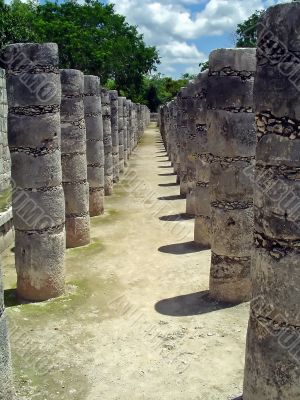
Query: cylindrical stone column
244,3,300,399
194,71,210,246
109,90,119,183
123,98,128,167
118,97,125,174
101,88,113,195
5,43,65,301
0,260,14,399
186,81,197,216
126,100,132,158
179,87,189,196
207,48,256,303
60,69,90,248
83,75,105,216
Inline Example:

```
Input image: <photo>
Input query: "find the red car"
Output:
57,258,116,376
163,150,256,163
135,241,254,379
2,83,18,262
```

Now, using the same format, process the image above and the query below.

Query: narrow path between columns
4,123,248,400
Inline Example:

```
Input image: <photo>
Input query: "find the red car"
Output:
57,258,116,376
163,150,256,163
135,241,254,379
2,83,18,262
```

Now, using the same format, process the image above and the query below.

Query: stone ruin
0,41,150,397
1,2,300,398
159,3,300,398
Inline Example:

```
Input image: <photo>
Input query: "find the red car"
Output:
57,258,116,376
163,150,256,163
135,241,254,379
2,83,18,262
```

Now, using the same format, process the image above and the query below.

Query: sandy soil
3,123,248,400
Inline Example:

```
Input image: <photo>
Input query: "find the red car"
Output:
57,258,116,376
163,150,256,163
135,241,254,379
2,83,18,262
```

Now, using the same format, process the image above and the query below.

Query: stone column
243,3,300,398
0,260,14,400
61,69,90,248
83,75,105,216
194,71,210,246
5,42,65,301
109,90,119,183
126,100,132,158
123,98,128,167
101,88,113,195
131,103,137,151
179,87,189,196
0,69,11,198
118,97,125,174
207,48,256,303
186,81,197,216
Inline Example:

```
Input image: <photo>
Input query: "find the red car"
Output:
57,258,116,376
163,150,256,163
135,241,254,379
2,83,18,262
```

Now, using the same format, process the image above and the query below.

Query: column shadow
158,183,178,187
4,288,23,307
158,194,185,200
158,173,177,177
158,241,209,254
155,290,236,317
159,213,194,221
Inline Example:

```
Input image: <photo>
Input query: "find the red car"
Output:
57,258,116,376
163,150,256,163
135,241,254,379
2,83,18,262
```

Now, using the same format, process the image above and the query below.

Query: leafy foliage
235,10,264,48
141,74,193,112
0,0,159,101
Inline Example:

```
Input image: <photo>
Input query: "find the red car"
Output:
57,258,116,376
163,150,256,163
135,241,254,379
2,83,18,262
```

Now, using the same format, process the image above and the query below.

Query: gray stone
60,69,90,248
207,48,256,303
84,75,104,216
243,4,300,399
109,90,119,183
5,42,65,301
101,88,113,195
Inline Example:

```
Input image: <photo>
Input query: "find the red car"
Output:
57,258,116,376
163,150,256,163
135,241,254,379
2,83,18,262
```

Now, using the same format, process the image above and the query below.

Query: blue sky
103,0,287,78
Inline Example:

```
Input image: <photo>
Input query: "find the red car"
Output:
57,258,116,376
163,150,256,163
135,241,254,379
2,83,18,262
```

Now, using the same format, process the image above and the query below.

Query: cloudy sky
103,0,286,78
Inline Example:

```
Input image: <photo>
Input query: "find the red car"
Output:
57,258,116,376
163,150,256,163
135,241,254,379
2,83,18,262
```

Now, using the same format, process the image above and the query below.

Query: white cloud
108,0,287,77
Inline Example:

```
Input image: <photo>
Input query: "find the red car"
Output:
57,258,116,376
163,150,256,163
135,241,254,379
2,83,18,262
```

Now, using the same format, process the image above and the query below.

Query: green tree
0,0,37,50
0,0,159,100
199,61,209,71
235,10,263,48
33,0,159,99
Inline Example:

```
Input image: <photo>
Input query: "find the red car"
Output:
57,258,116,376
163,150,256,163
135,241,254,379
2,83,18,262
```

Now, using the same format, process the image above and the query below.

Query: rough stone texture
193,71,211,247
0,69,11,195
126,100,132,158
243,4,300,399
0,259,15,399
84,75,105,216
5,42,65,301
109,90,120,183
186,81,198,216
178,87,189,196
131,103,137,152
117,97,125,174
101,88,113,195
207,48,256,303
123,98,128,167
61,69,90,248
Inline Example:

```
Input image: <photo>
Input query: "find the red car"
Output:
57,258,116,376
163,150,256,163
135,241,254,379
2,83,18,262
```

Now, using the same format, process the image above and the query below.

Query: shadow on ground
159,213,194,222
155,290,236,317
158,183,178,187
158,241,209,254
4,288,23,307
158,172,177,177
158,194,185,201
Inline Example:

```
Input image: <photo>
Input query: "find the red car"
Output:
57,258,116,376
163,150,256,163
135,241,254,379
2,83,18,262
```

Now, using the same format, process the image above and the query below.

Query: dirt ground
3,123,249,400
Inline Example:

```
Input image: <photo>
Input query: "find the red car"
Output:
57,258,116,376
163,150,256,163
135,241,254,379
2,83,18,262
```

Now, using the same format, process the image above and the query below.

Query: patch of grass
0,187,11,212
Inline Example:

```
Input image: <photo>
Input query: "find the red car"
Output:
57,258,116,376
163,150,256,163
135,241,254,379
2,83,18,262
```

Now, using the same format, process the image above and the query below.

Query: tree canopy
0,0,160,101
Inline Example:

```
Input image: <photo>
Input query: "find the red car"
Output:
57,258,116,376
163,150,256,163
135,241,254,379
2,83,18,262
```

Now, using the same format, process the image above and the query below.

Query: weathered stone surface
61,69,90,248
101,88,113,195
193,72,210,246
243,4,300,399
5,42,65,301
84,75,104,216
118,97,125,174
0,260,14,400
0,69,11,195
123,98,128,166
207,48,256,303
109,90,119,183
